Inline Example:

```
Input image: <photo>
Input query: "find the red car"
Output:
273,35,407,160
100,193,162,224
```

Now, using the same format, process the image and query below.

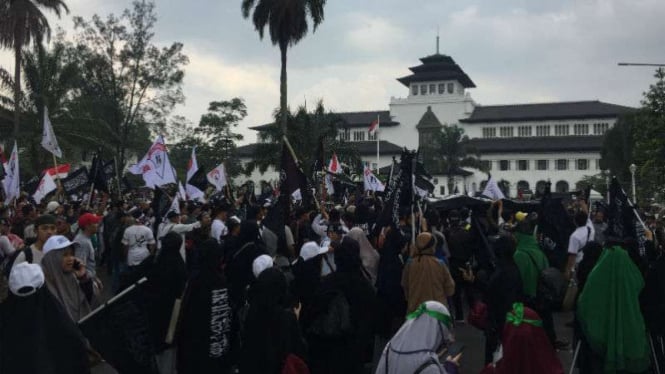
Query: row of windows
482,159,600,171
412,82,458,96
481,123,610,138
338,130,378,142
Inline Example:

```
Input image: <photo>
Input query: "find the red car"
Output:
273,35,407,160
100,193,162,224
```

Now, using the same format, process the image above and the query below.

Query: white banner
33,172,58,204
482,175,506,201
363,165,385,192
128,135,176,188
3,142,19,204
41,107,62,158
207,163,227,192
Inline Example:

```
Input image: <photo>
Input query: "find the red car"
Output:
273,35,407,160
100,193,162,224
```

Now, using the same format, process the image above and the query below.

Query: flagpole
282,135,319,210
114,156,121,199
52,154,62,195
376,115,380,175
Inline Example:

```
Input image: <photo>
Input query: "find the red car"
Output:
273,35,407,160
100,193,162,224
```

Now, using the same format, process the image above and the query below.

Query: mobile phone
445,342,466,358
73,260,82,271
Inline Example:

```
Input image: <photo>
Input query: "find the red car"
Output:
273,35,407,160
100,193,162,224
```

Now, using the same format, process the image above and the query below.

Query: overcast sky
1,0,664,144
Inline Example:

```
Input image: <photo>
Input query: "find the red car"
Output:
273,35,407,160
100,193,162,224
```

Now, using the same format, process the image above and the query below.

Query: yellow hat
515,211,528,222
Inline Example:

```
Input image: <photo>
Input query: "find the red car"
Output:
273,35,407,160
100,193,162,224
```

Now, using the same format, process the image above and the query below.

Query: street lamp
629,163,637,203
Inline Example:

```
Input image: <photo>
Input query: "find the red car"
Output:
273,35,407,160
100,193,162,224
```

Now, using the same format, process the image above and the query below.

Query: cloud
343,13,406,53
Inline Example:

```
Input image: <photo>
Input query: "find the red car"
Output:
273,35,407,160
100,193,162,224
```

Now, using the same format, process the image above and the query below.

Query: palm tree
0,0,69,142
436,125,481,194
241,0,326,135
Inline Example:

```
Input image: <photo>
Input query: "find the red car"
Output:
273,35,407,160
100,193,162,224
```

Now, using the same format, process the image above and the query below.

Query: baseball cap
166,210,180,219
300,241,328,261
252,254,274,278
43,235,77,255
46,201,60,214
78,213,102,228
9,262,45,297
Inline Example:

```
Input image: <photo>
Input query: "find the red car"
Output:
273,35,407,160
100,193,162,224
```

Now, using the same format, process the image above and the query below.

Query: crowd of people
0,188,663,374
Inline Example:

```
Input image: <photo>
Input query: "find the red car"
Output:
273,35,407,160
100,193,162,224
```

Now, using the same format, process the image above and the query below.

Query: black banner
79,278,158,374
61,167,90,195
607,177,647,256
187,167,208,192
90,155,109,193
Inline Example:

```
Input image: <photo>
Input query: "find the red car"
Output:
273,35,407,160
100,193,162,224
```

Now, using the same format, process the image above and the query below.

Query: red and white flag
128,135,176,188
369,118,379,134
326,153,341,194
33,172,57,204
185,147,205,200
44,163,71,179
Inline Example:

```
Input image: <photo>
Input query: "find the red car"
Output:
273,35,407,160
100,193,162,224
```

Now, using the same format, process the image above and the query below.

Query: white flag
165,193,180,218
363,165,385,192
3,142,19,204
482,175,506,201
178,181,187,201
128,135,176,188
33,172,57,204
207,163,227,192
41,107,62,158
185,147,204,200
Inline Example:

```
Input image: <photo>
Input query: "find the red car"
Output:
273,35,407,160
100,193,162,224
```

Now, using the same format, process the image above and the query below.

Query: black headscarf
226,221,266,307
335,236,363,274
0,287,90,374
241,268,306,373
145,232,186,352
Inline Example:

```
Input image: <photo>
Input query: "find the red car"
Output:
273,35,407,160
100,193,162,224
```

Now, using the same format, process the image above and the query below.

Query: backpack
525,251,566,308
307,290,352,338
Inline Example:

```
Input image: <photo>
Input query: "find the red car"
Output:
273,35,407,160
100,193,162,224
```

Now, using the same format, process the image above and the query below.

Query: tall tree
68,0,188,168
169,98,247,180
600,113,635,185
0,0,68,142
435,125,480,194
634,68,665,201
241,0,326,135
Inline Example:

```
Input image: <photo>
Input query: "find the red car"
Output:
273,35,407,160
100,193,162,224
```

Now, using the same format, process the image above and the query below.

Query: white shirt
568,219,595,264
211,219,228,244
0,235,15,259
122,224,156,266
157,221,201,260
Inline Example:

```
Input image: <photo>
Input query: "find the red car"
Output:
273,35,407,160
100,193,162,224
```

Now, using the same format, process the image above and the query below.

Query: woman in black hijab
225,221,265,309
0,263,90,374
177,238,232,374
308,236,377,374
240,267,307,373
144,232,187,371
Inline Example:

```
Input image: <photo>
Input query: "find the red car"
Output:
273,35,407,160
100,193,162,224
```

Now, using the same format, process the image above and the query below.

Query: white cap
9,262,44,297
300,241,328,261
252,254,274,278
46,201,60,213
43,235,77,255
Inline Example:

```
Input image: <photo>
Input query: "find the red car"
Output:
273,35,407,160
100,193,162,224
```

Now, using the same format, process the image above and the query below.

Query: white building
236,52,633,198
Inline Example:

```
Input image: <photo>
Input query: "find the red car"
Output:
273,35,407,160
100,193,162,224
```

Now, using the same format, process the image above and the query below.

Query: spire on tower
436,26,440,54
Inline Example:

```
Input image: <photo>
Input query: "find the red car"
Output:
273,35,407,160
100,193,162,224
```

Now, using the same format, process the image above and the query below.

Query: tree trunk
13,44,21,142
279,42,288,136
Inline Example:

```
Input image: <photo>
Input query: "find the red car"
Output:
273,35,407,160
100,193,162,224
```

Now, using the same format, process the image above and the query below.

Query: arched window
555,180,569,193
517,180,530,193
536,180,548,194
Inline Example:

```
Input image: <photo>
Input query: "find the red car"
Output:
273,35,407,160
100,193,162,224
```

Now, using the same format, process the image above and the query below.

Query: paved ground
453,311,575,373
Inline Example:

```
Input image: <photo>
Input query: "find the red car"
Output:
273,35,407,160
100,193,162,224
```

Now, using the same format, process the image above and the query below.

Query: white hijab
375,301,454,374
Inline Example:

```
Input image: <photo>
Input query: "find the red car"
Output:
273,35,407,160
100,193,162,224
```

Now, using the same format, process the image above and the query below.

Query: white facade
236,53,629,197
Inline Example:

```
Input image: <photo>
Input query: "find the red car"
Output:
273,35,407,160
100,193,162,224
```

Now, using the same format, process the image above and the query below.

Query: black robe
0,287,90,374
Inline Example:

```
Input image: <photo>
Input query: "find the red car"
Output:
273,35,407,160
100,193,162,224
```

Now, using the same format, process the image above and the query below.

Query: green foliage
0,0,69,140
600,113,635,184
67,0,188,168
633,68,665,201
241,0,326,133
576,174,609,197
169,98,247,180
434,124,480,175
244,101,360,177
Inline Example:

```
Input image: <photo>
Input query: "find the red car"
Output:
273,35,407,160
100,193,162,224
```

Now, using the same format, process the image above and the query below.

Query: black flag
61,167,90,195
376,150,415,229
606,177,647,256
79,278,158,374
187,167,208,192
90,154,109,193
538,182,575,269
